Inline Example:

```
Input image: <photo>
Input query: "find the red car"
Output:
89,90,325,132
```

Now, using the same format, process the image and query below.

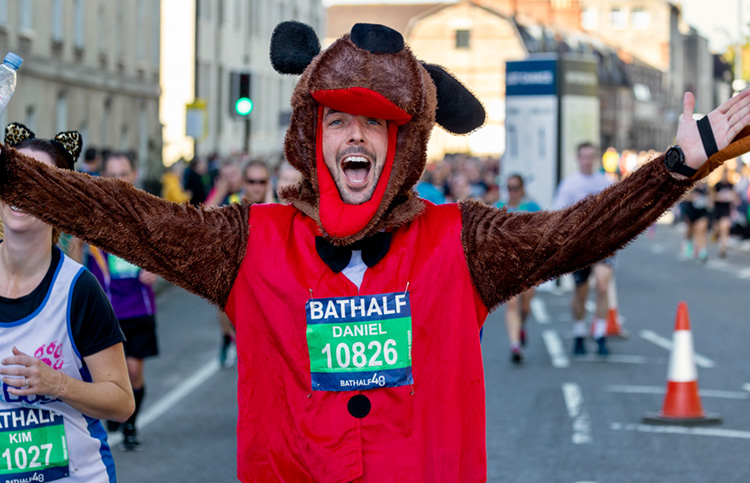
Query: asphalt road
484,222,750,483
110,221,750,482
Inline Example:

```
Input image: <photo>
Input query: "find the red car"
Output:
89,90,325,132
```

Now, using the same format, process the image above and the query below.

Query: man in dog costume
1,22,750,483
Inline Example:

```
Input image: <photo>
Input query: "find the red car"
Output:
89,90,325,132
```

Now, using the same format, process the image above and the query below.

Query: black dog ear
270,21,321,75
351,23,404,54
422,63,485,134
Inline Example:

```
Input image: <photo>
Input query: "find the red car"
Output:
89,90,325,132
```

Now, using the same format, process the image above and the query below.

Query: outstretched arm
462,90,750,311
461,157,691,310
0,147,249,307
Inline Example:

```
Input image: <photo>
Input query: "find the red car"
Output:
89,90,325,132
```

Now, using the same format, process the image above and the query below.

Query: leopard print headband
4,122,82,170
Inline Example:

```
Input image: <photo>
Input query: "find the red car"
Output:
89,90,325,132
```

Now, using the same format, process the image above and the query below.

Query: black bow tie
315,232,392,273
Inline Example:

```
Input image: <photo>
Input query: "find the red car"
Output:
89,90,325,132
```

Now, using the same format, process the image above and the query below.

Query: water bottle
0,52,22,115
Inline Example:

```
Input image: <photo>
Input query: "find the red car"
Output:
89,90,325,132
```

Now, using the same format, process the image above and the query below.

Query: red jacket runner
225,202,489,482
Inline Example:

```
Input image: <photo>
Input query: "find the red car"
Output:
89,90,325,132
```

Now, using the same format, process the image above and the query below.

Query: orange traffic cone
642,302,721,425
605,276,628,338
604,307,625,337
589,277,628,337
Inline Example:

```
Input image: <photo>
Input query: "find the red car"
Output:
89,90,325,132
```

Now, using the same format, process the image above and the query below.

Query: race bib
306,292,413,391
0,408,69,482
108,255,140,280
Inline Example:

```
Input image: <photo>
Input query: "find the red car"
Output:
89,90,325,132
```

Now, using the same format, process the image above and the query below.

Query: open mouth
9,205,25,214
341,155,372,187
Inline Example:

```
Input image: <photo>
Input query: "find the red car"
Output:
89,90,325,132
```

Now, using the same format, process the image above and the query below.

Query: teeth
10,205,20,212
345,156,368,163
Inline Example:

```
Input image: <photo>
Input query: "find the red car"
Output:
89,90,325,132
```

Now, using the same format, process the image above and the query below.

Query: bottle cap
3,53,22,70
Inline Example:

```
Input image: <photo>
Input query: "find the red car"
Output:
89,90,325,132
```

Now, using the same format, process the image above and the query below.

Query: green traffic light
235,97,253,116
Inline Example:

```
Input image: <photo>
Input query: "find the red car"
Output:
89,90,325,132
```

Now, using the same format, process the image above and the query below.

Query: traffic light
230,71,253,117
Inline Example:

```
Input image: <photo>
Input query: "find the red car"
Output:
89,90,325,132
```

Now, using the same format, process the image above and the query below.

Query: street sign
186,99,207,140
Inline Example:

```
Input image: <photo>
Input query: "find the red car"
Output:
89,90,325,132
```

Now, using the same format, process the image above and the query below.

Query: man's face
103,156,136,185
321,107,389,205
577,146,597,175
223,163,243,193
243,165,269,204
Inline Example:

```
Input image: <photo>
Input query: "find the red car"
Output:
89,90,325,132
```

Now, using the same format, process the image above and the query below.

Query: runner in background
683,180,711,263
275,160,302,204
553,142,614,356
205,158,255,367
711,167,735,258
86,151,159,451
0,127,133,481
496,174,541,364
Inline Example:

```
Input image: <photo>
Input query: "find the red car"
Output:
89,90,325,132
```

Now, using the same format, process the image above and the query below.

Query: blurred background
0,0,746,195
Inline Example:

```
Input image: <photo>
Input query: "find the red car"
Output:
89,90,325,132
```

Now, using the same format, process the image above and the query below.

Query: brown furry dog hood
271,22,485,245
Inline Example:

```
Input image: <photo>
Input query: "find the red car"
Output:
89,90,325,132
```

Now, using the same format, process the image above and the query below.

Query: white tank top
0,251,117,482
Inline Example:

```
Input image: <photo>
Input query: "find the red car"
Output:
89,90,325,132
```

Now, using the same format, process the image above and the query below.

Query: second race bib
0,408,69,482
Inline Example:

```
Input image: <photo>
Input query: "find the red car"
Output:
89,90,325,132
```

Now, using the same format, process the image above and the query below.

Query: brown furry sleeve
460,154,693,311
0,147,248,308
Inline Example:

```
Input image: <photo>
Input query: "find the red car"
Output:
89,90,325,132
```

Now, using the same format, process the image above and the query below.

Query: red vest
225,202,489,483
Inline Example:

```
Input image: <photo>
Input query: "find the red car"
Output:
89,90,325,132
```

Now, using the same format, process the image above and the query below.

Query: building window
456,29,470,49
56,93,67,134
234,0,241,30
152,0,160,66
102,98,111,147
632,8,650,30
115,2,122,57
253,0,262,35
610,8,627,30
198,0,211,20
26,106,36,133
136,0,145,61
19,2,32,31
138,106,148,174
52,0,63,42
0,0,7,27
78,122,88,153
120,124,129,151
74,0,85,49
216,65,223,134
581,7,597,30
97,0,106,54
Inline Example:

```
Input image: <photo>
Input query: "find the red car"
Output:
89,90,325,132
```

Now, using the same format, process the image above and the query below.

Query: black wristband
697,116,719,158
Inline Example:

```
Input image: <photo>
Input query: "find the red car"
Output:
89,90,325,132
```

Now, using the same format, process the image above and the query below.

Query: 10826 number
321,339,398,369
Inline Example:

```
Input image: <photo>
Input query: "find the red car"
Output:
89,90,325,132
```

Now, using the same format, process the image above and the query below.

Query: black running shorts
119,315,159,359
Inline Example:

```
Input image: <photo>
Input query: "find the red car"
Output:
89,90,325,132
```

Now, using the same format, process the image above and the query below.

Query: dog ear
270,21,321,75
422,63,485,134
351,23,404,54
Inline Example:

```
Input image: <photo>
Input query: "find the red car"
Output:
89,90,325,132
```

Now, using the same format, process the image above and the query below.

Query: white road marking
702,261,750,281
743,383,750,393
530,297,550,324
562,383,592,444
705,259,733,271
639,330,716,368
606,385,749,400
575,355,652,364
611,422,750,440
542,330,570,368
108,360,221,447
649,243,666,254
